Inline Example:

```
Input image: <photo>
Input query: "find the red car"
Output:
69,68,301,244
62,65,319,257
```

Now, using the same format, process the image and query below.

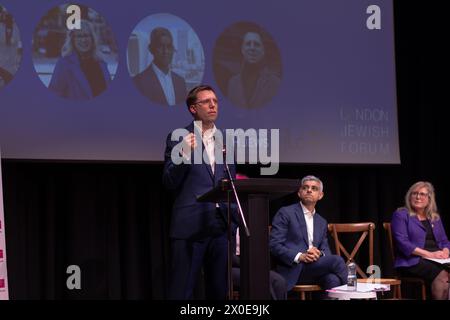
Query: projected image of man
133,27,187,106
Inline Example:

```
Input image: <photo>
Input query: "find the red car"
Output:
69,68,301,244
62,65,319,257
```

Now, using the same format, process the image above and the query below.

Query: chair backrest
382,222,396,263
383,222,427,299
327,222,375,278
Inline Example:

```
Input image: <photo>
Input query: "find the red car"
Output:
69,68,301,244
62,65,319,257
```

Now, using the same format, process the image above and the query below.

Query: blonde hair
61,20,104,60
403,181,439,221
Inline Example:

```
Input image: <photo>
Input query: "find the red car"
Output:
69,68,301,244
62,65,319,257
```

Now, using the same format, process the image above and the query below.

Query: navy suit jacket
133,64,187,106
163,122,236,239
270,203,331,290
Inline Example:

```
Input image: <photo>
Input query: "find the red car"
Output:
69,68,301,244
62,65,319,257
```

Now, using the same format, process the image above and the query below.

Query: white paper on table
330,283,390,292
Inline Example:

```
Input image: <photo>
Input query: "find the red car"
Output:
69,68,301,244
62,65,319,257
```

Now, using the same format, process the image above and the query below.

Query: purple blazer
48,54,111,100
391,208,450,268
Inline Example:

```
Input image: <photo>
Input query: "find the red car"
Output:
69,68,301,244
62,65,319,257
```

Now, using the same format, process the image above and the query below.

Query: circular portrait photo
127,13,205,107
0,5,22,91
213,22,282,109
31,4,119,101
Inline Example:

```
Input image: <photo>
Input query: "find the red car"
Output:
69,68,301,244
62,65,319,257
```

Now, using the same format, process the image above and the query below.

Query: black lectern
198,178,299,300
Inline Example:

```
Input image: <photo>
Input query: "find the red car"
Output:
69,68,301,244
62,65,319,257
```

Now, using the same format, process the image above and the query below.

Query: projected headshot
213,22,282,109
0,5,22,91
31,4,118,101
127,13,205,107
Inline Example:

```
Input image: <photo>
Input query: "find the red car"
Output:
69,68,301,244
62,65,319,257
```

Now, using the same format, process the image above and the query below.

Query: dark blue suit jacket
133,64,187,106
270,203,331,290
163,122,236,239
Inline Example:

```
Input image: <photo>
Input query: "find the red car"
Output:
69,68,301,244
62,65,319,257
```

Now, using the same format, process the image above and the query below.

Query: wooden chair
291,284,322,300
328,222,402,299
383,222,427,300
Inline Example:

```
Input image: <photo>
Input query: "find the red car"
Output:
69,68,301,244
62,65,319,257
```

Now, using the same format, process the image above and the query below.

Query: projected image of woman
0,5,22,91
48,20,111,100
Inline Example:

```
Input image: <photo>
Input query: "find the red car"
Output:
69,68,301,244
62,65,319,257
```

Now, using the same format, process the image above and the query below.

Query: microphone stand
223,148,250,300
223,148,250,237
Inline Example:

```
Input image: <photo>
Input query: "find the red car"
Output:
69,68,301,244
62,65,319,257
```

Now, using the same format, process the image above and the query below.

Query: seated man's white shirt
294,202,316,263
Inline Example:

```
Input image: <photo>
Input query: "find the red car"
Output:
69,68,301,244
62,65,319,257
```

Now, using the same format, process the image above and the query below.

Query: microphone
222,147,227,167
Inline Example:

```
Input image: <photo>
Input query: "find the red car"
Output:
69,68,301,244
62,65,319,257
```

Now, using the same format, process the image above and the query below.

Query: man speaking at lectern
163,85,236,299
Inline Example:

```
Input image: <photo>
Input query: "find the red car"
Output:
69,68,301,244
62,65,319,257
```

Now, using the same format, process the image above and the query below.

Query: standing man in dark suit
270,175,347,295
133,27,187,106
163,85,235,299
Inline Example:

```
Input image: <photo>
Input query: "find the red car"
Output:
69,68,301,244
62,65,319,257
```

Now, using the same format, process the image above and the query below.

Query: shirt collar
194,121,216,140
300,201,315,216
151,63,171,77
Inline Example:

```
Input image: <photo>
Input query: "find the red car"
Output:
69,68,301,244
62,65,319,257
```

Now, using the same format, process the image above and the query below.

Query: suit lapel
204,147,214,181
214,163,224,185
411,215,426,231
204,127,226,184
213,129,226,184
69,54,92,97
149,66,168,104
189,122,215,182
295,203,309,247
312,214,321,247
202,136,214,182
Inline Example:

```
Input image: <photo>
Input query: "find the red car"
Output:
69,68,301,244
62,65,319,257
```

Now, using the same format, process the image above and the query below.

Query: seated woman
391,181,450,300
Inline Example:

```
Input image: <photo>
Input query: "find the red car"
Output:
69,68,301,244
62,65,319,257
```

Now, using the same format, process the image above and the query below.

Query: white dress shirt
294,202,316,263
151,63,176,106
195,122,216,174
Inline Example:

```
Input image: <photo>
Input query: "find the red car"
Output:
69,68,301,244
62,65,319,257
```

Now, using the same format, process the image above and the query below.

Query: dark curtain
2,162,172,299
2,1,449,299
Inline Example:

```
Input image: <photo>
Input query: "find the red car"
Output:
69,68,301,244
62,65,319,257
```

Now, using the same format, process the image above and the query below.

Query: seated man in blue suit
133,27,187,106
270,175,347,296
163,84,235,300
